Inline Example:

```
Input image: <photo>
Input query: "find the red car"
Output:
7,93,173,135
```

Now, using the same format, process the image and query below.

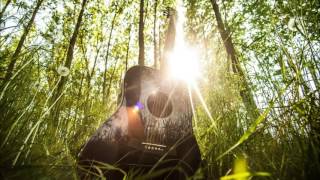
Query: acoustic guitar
78,8,201,180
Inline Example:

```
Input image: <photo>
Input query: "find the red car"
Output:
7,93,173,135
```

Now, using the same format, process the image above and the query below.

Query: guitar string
159,83,177,146
148,82,176,150
144,79,186,151
147,84,160,147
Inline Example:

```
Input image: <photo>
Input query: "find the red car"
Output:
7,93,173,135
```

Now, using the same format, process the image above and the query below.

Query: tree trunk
210,0,259,121
161,9,176,72
80,35,99,123
2,0,43,85
106,57,120,101
102,6,118,104
125,25,132,72
158,23,161,68
51,0,88,121
153,0,158,68
138,0,145,66
73,69,85,123
0,0,12,22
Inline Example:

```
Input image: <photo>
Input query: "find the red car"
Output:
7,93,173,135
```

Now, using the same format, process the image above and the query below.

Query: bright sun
168,45,200,84
166,0,200,85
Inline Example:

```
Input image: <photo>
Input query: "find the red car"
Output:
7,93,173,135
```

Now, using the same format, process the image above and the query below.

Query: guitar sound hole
147,92,173,118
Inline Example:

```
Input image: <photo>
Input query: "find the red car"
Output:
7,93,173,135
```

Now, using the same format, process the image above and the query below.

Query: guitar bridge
142,142,166,152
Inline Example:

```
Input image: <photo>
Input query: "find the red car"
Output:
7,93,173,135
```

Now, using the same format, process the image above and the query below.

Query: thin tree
106,56,120,101
51,0,88,120
102,3,119,104
80,31,102,125
138,0,145,66
2,0,44,86
125,24,132,72
0,0,12,21
153,0,158,68
210,0,259,121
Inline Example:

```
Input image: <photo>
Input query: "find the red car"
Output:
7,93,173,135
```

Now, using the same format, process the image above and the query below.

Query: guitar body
78,66,201,179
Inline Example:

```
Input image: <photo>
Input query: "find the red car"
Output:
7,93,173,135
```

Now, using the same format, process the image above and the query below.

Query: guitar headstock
163,7,177,18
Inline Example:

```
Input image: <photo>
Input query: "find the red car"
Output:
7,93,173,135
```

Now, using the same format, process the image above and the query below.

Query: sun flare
166,0,216,134
167,0,200,85
168,45,200,84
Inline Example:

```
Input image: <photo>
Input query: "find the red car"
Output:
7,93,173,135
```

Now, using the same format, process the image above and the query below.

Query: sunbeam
188,83,199,136
191,82,217,131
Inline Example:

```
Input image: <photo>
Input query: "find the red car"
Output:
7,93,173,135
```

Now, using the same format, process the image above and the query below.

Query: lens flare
133,101,143,113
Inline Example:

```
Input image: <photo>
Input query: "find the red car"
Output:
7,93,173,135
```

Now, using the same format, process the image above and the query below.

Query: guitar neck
160,8,177,74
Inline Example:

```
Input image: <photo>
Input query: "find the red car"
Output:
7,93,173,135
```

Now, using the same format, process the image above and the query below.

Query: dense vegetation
0,0,319,179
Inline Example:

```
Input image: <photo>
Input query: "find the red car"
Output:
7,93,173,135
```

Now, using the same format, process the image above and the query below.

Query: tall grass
1,31,319,180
